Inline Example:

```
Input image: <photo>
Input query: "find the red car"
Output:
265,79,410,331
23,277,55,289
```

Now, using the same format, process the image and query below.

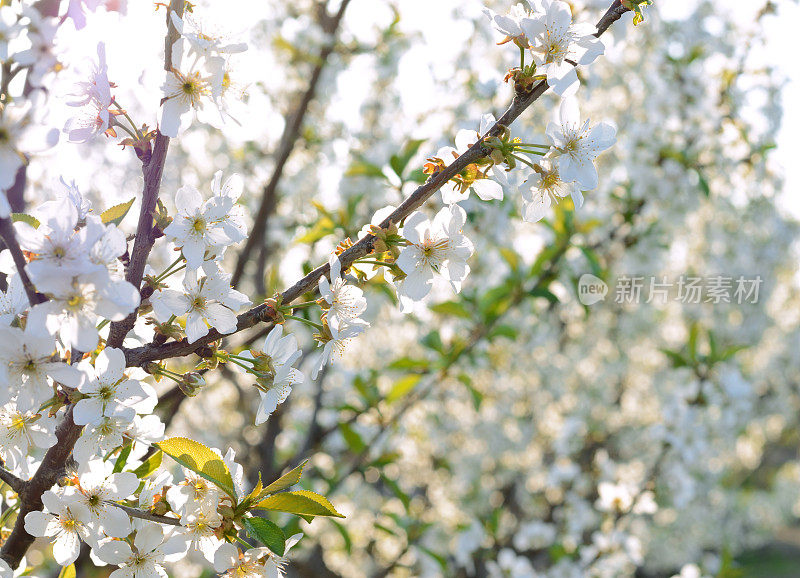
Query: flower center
192,217,206,233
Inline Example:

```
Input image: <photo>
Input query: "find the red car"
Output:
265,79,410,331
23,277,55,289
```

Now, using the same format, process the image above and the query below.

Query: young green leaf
261,460,307,496
155,437,236,500
10,213,40,229
256,490,344,518
100,197,136,226
132,450,163,478
243,517,286,556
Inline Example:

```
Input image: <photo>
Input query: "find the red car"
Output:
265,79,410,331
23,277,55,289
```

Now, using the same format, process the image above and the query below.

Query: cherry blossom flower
238,325,304,425
319,253,368,331
64,42,113,144
483,4,529,44
15,200,106,292
150,270,249,343
214,534,302,578
311,322,368,380
439,114,507,205
546,97,616,190
395,204,474,311
74,459,138,538
73,412,164,464
0,402,57,477
0,323,83,411
0,6,23,62
0,273,29,325
520,0,605,96
28,273,140,352
24,489,92,566
166,469,222,519
170,12,247,61
519,156,582,222
176,511,224,562
74,347,156,426
94,523,185,577
164,179,246,269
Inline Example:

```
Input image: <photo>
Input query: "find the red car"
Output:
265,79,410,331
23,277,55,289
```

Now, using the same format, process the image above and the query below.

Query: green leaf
345,159,386,179
389,139,425,179
499,248,521,272
261,460,307,496
155,437,236,500
10,213,40,229
243,517,286,556
458,373,483,411
58,565,76,578
339,423,366,453
101,197,136,226
132,450,163,478
386,374,422,404
420,330,444,353
387,357,430,372
488,325,517,340
529,287,559,303
660,348,689,368
112,443,133,474
428,301,472,319
256,490,345,518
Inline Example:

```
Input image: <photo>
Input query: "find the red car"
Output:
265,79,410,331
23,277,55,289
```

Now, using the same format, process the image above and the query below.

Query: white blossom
150,269,249,343
24,489,92,566
520,0,605,96
74,347,156,426
318,253,368,332
520,156,582,222
94,523,185,577
545,97,616,190
395,204,474,310
75,459,138,538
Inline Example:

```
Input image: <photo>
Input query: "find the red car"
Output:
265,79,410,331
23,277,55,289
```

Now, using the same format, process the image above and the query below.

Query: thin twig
105,501,182,527
106,0,184,349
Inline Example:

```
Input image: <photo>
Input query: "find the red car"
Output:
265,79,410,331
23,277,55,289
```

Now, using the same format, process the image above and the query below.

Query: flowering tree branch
121,0,631,369
106,501,182,527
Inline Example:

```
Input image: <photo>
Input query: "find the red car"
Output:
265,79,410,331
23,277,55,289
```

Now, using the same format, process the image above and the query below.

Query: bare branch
231,0,353,288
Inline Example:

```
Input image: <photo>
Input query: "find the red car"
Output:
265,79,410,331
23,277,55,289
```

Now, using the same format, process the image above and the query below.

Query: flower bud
179,372,206,397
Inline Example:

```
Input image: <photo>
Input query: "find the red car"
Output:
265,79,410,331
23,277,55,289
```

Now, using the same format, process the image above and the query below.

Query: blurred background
16,0,800,576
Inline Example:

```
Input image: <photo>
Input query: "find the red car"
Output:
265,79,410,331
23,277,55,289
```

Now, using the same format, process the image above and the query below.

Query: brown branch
0,467,24,494
0,218,44,305
106,0,184,349
231,0,353,289
122,2,630,368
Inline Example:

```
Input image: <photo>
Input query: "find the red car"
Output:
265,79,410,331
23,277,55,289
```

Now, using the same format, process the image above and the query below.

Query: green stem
510,153,545,170
153,258,186,283
519,45,525,70
354,259,390,268
112,99,143,140
284,300,318,311
285,315,324,331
